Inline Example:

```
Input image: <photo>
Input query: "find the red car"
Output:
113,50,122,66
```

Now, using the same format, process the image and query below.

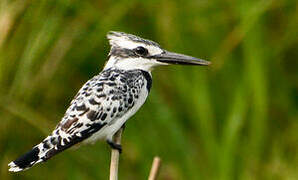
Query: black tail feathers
8,147,42,172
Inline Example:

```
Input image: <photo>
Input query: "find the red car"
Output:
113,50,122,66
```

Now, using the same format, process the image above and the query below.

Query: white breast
85,83,149,143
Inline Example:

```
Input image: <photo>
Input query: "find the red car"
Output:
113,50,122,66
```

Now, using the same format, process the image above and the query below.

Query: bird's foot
107,140,122,153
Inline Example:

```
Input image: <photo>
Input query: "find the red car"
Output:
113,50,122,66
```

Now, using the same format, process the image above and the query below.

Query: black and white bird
8,31,210,172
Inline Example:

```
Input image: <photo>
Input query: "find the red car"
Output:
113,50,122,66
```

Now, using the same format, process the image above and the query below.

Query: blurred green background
0,0,297,179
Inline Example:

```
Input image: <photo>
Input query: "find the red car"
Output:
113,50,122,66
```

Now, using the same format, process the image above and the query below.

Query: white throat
104,56,164,72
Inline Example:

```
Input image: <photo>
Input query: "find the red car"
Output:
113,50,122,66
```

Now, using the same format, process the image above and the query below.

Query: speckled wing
41,69,145,160
8,69,147,172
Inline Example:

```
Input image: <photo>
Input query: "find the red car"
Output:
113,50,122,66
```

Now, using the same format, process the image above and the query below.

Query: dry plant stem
148,156,161,180
109,128,123,180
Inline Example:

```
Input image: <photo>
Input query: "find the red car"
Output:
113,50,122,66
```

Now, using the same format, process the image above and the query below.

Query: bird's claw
107,140,122,153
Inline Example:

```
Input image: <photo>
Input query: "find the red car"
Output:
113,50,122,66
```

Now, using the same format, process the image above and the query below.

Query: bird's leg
107,140,122,153
106,127,124,153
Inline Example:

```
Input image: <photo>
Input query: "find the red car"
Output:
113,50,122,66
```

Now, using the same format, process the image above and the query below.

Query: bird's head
104,31,210,71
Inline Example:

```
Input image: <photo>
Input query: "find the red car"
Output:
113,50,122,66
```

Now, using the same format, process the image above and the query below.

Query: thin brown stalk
109,128,123,180
148,156,161,180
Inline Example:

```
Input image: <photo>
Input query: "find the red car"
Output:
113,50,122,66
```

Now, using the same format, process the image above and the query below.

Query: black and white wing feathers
8,68,150,172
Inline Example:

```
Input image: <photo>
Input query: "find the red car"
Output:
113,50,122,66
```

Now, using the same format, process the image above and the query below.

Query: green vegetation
0,0,297,179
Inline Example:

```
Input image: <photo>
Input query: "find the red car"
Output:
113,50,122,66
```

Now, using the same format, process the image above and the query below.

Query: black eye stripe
134,46,148,56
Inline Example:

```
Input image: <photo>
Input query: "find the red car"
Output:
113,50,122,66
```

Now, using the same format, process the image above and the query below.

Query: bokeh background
0,0,297,179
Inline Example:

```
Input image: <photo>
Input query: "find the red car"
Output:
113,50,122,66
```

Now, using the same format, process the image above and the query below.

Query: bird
8,31,210,172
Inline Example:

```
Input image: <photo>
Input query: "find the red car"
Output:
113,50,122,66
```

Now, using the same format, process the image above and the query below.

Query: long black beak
154,50,210,66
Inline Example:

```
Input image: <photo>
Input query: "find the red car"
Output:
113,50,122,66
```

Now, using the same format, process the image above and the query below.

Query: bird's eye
134,46,148,56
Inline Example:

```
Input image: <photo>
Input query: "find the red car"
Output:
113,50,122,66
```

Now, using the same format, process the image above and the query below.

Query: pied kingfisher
8,31,210,172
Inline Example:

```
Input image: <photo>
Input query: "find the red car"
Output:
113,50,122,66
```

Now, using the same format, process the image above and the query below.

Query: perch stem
109,128,123,180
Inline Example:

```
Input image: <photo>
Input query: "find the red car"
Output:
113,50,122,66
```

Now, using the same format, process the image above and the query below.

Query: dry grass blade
148,156,161,180
109,128,123,180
